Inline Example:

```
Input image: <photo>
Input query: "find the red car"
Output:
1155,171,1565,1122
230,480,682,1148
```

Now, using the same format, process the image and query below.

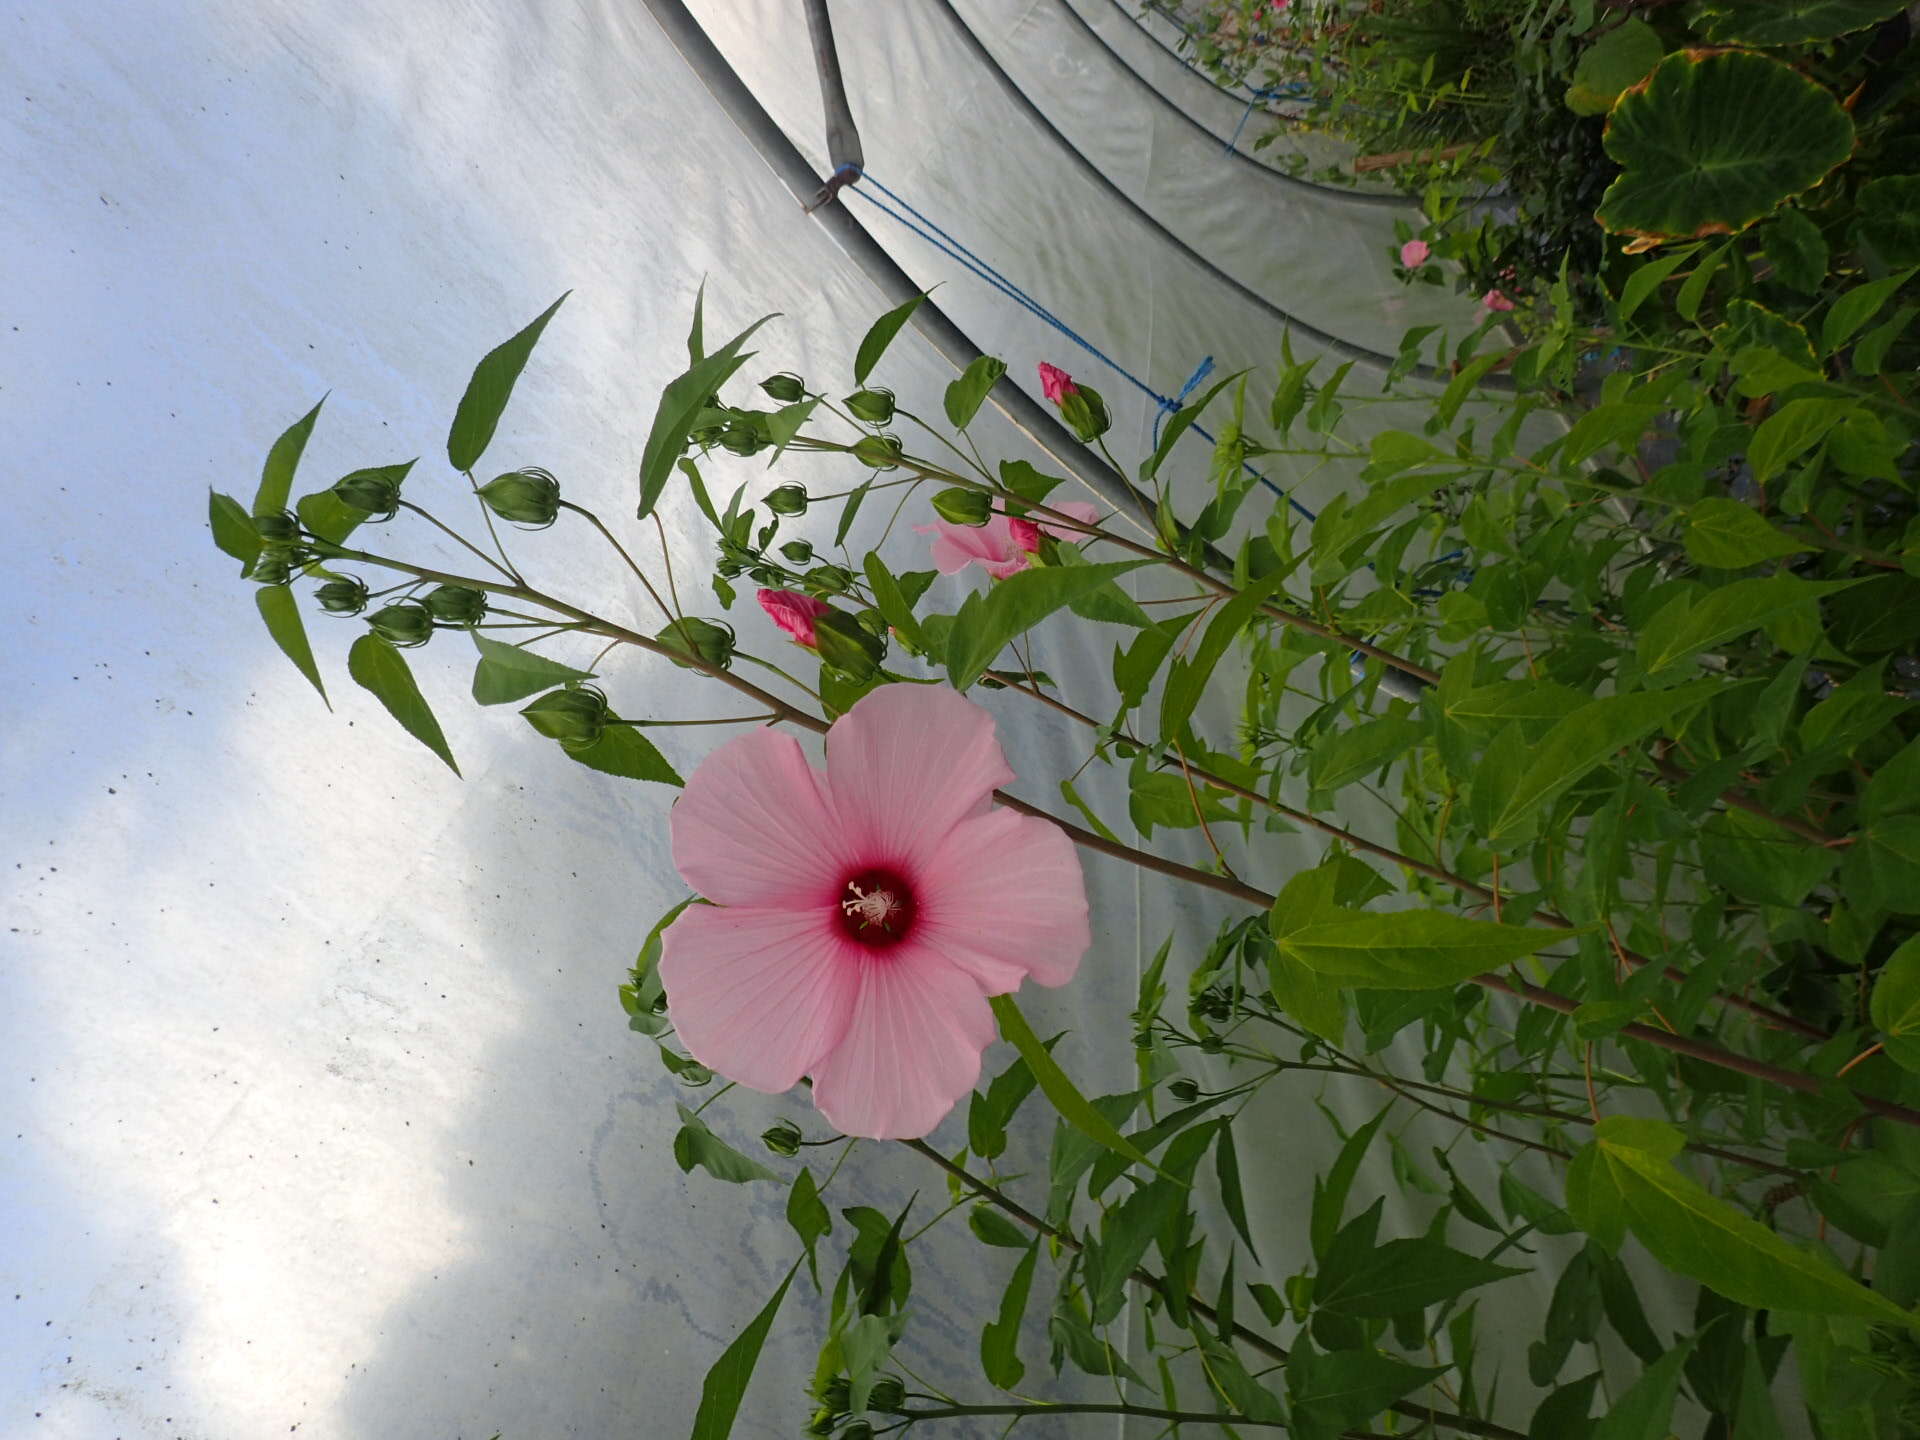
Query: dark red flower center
836,867,917,949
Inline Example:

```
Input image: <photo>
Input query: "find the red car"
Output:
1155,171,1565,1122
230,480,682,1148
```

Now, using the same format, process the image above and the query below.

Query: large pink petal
915,518,1028,577
918,808,1090,990
659,903,856,1094
1038,500,1101,540
809,945,996,1139
671,726,851,906
825,684,1015,869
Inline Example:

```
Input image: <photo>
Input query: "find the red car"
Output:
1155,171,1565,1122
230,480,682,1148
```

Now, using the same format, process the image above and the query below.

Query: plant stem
894,1401,1300,1430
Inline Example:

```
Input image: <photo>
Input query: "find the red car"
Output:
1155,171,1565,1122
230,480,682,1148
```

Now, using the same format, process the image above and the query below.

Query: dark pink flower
1399,239,1430,267
660,684,1090,1138
920,500,1104,576
757,587,831,648
1482,289,1516,312
1037,362,1078,404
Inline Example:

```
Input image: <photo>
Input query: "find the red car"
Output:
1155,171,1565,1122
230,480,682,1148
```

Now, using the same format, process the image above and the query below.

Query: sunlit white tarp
3,3,1696,1437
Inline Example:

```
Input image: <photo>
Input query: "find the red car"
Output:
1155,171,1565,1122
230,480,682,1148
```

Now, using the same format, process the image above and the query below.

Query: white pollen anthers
841,880,901,932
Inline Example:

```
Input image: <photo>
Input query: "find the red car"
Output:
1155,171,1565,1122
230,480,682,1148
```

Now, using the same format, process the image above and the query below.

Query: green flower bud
851,433,902,470
780,539,815,565
932,488,992,526
818,1378,852,1412
422,584,488,626
805,565,854,595
332,468,404,518
812,609,884,681
805,1408,836,1438
674,1060,714,1087
1168,1078,1201,1103
477,467,561,527
1198,1033,1225,1054
844,387,895,425
1059,383,1112,443
519,685,609,750
315,576,370,615
250,551,294,586
840,1422,875,1440
718,424,766,458
866,1378,906,1413
656,617,735,670
760,372,806,403
366,601,434,647
761,1120,803,1157
764,484,808,516
253,510,299,543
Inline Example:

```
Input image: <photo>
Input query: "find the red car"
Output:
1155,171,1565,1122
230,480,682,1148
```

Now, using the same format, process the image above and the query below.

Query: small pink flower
757,587,831,648
1037,362,1078,404
1481,288,1516,312
660,684,1091,1139
1399,239,1430,267
1271,0,1290,10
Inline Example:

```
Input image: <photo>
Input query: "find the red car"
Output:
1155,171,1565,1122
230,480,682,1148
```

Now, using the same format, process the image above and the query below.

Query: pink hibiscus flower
1037,362,1078,404
660,684,1091,1138
1399,239,1430,267
918,500,1103,578
1482,288,1516,312
757,587,831,648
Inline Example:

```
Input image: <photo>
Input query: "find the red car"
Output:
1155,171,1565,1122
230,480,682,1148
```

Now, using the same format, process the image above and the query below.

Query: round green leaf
1598,51,1854,243
1566,19,1663,116
1699,0,1905,46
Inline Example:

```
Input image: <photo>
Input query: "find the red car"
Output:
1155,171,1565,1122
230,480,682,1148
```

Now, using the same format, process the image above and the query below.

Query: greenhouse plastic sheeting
3,3,1697,1437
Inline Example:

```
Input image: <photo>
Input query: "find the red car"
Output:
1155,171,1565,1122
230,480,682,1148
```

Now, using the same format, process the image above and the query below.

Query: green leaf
209,490,262,569
1308,715,1426,799
1318,1232,1524,1318
944,355,1006,429
254,396,326,516
980,1239,1038,1389
787,1166,831,1253
1641,575,1851,677
968,1205,1031,1249
1485,682,1721,842
470,631,596,704
945,560,1151,691
638,310,777,520
1311,1105,1390,1261
1275,906,1561,990
1087,1178,1179,1323
1159,568,1294,742
1145,371,1243,484
988,993,1152,1171
256,585,327,706
347,634,459,775
1699,807,1836,906
1762,209,1829,294
1591,1343,1694,1440
1871,935,1920,1074
672,1104,778,1184
1567,18,1663,116
686,1263,797,1440
446,294,568,473
1596,52,1854,242
1748,398,1852,485
1699,0,1906,45
1289,1346,1446,1439
1859,178,1920,267
853,293,927,387
1559,402,1661,466
1214,1125,1259,1263
1578,1117,1914,1326
1614,242,1697,325
564,726,683,786
1680,499,1810,569
1823,269,1916,355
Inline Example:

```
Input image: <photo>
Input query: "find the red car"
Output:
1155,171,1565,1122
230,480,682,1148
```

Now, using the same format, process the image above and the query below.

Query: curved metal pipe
1061,0,1410,207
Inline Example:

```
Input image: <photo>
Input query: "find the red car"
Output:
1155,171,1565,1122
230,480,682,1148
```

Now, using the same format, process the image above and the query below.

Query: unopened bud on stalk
805,565,855,596
1059,384,1112,443
761,1120,803,1157
812,610,884,681
314,577,369,615
1168,1078,1201,1102
477,467,561,527
331,468,404,518
844,388,895,425
932,488,992,526
764,484,808,516
780,539,815,565
366,601,434,647
865,1378,906,1413
718,424,765,458
253,510,299,543
423,584,488,625
656,617,735,671
519,685,609,749
250,551,294,586
851,434,902,470
759,372,806,403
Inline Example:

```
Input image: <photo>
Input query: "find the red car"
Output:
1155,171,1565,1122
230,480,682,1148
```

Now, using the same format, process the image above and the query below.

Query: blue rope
843,166,1317,522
